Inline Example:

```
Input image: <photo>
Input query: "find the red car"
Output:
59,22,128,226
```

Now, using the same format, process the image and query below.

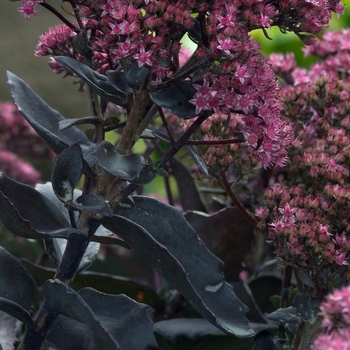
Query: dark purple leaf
292,293,312,321
69,194,113,216
126,65,151,90
45,282,157,350
297,269,315,289
93,141,145,181
51,144,83,203
150,81,197,119
43,280,120,349
48,316,93,350
253,330,281,350
249,276,282,314
154,318,225,342
127,164,157,185
54,56,127,106
266,307,302,324
106,70,134,94
6,72,93,157
59,117,100,131
35,183,114,238
0,247,39,312
0,297,34,328
0,174,76,239
44,237,99,273
103,196,254,338
171,158,207,212
185,207,253,280
78,288,156,349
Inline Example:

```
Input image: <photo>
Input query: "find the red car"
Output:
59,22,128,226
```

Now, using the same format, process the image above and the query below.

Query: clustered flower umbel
256,29,350,279
0,103,50,185
10,0,344,168
312,285,350,350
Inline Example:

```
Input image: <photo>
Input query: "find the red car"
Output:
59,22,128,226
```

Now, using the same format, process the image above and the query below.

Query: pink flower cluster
0,102,50,185
11,0,344,169
312,285,350,350
257,183,350,267
257,29,350,282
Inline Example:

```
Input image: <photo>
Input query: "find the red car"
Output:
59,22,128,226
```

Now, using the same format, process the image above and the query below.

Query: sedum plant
0,0,347,349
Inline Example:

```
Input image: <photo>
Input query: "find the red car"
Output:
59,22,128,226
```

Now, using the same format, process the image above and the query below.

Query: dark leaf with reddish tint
59,117,100,131
45,281,156,350
93,141,145,181
126,65,151,90
0,174,78,239
44,280,119,349
0,297,34,328
7,72,93,157
107,70,134,94
150,81,197,119
69,194,113,217
54,56,127,107
171,158,207,212
51,144,83,203
0,247,39,313
185,207,253,280
103,196,254,338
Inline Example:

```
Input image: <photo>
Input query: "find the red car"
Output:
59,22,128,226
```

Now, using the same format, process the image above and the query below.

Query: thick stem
116,88,151,155
18,301,58,350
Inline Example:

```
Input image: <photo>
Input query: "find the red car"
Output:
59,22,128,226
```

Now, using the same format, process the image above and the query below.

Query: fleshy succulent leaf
93,141,145,181
6,72,93,157
0,174,77,239
54,56,127,106
51,144,84,203
102,196,254,338
150,81,197,119
0,247,40,312
44,282,157,349
43,280,120,349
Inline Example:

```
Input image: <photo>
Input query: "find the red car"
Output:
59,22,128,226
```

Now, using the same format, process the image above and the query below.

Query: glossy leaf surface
126,65,150,90
0,174,76,239
45,282,156,350
0,247,39,312
106,70,134,94
185,207,254,281
150,81,197,119
171,158,207,212
6,72,93,157
54,56,126,106
154,318,225,342
0,298,34,328
79,288,156,349
59,117,101,130
43,280,119,349
103,196,254,338
69,194,113,217
93,141,145,181
51,144,83,203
